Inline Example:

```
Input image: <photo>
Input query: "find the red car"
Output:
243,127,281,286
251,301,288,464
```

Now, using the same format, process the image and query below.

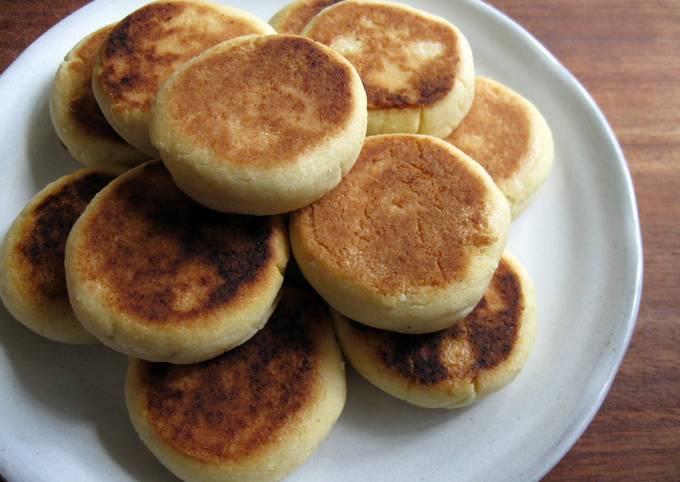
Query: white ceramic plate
0,1,642,481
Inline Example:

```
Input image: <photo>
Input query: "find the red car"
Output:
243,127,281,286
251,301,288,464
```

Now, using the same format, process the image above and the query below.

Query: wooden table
1,1,678,480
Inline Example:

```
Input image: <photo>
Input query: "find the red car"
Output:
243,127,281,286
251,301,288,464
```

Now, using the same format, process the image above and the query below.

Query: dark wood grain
1,1,678,481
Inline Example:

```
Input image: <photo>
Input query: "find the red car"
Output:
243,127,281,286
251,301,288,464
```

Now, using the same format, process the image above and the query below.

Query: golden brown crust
96,1,266,112
272,0,343,34
74,161,280,325
14,171,119,306
292,135,498,294
161,35,355,168
347,257,522,384
133,288,325,462
64,26,124,141
445,77,532,183
73,27,109,68
304,1,461,109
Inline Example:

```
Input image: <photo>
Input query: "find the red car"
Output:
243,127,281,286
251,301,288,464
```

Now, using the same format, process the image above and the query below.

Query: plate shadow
0,305,178,481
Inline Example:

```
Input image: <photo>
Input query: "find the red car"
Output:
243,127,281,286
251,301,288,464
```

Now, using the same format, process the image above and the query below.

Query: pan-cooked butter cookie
0,165,126,344
126,287,346,482
333,253,536,409
290,134,510,334
269,0,342,34
50,26,148,166
65,161,289,363
303,0,474,137
92,1,275,156
150,34,367,215
445,77,554,218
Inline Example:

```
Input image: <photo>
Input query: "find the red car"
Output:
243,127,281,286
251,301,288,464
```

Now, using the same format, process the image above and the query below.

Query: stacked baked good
1,0,554,480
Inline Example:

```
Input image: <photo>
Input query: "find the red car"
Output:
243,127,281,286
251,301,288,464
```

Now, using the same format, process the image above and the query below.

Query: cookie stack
0,1,554,481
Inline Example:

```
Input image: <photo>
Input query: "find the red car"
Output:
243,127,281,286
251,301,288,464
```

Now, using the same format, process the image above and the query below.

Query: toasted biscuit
126,287,346,482
269,0,342,34
92,1,275,156
64,161,289,363
303,0,474,137
334,253,536,409
150,34,367,215
445,77,554,218
290,134,511,334
50,26,149,166
0,165,126,344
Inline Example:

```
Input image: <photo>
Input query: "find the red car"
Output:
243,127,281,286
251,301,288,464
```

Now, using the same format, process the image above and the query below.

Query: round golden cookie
126,287,346,482
333,253,536,409
150,34,367,215
445,77,554,218
290,134,511,334
269,0,343,34
64,161,289,363
302,0,475,137
92,1,275,156
50,26,149,166
0,165,126,344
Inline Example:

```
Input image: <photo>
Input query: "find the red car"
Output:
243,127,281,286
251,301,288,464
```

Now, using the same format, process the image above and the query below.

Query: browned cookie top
64,26,122,140
445,77,534,184
15,169,118,306
292,135,499,294
96,1,268,112
350,257,523,384
74,161,283,325
158,35,357,167
134,288,326,462
273,0,343,34
305,1,462,109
